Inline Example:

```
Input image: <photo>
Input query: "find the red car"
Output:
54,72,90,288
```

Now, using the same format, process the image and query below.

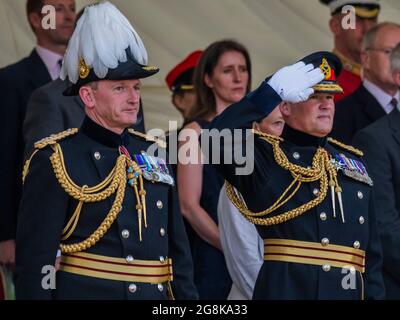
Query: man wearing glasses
332,22,400,144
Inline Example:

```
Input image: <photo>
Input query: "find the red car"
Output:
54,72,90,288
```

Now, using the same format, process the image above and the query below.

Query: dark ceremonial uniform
16,116,198,300
203,52,385,300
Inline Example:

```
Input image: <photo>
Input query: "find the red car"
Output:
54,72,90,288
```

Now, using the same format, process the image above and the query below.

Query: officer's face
204,50,249,108
362,25,400,90
85,79,141,133
280,93,335,137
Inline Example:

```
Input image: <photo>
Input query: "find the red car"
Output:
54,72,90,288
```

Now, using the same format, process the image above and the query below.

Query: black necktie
390,97,398,110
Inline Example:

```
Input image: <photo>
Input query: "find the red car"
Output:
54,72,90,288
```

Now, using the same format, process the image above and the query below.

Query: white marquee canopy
1,0,399,130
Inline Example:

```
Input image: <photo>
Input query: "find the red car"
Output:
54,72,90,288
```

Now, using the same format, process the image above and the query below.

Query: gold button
126,255,134,263
94,152,101,160
359,216,365,225
121,229,130,239
157,283,164,292
156,200,163,210
321,238,329,246
159,256,165,263
320,212,327,221
313,188,319,196
357,191,363,199
128,283,137,293
322,264,331,272
293,152,300,160
160,228,166,237
353,241,360,249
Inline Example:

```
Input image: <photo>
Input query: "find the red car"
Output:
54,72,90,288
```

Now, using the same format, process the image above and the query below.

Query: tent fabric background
1,0,399,131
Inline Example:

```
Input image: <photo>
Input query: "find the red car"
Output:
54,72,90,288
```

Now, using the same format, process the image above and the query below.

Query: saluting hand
268,61,324,103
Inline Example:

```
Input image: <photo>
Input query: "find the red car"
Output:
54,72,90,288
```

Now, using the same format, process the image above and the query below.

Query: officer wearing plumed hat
16,1,197,300
204,51,385,299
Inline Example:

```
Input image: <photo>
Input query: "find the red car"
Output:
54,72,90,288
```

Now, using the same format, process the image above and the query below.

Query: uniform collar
80,116,130,148
282,125,327,148
333,48,361,76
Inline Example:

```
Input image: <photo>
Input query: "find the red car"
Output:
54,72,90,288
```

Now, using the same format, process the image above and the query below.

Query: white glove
267,61,324,103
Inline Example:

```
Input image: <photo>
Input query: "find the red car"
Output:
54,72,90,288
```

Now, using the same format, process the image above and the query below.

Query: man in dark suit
331,22,400,144
353,43,400,299
0,0,76,269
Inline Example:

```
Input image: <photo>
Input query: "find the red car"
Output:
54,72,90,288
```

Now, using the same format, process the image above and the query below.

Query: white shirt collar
363,79,400,114
35,45,64,80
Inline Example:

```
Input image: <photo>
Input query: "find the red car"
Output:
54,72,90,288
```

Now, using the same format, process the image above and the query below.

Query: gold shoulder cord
327,137,364,157
225,130,341,226
50,143,145,253
128,128,167,149
22,128,79,184
23,128,146,253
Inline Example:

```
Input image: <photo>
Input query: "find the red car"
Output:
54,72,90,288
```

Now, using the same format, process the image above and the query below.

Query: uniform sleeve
167,183,198,300
217,187,263,299
203,81,282,193
16,148,69,300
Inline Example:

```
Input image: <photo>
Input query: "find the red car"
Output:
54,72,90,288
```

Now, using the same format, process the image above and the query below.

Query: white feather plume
60,1,148,83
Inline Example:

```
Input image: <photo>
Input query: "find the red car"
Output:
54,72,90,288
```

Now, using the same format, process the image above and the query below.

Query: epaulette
34,128,79,150
128,128,166,148
252,129,284,142
23,128,79,184
327,137,364,157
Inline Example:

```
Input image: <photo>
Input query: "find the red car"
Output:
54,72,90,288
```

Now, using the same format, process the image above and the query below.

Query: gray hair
390,43,400,73
362,22,400,51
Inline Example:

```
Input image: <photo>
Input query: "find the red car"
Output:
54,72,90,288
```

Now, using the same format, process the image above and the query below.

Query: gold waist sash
60,252,173,283
263,239,365,273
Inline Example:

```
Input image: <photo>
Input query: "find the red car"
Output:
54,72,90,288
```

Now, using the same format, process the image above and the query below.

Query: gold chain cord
225,133,339,226
49,143,142,253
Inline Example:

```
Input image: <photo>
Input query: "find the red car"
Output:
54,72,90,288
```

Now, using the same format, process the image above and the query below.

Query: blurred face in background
204,50,249,108
280,93,335,137
253,105,285,136
330,13,377,63
172,90,197,119
29,0,76,47
362,25,400,93
393,69,400,87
